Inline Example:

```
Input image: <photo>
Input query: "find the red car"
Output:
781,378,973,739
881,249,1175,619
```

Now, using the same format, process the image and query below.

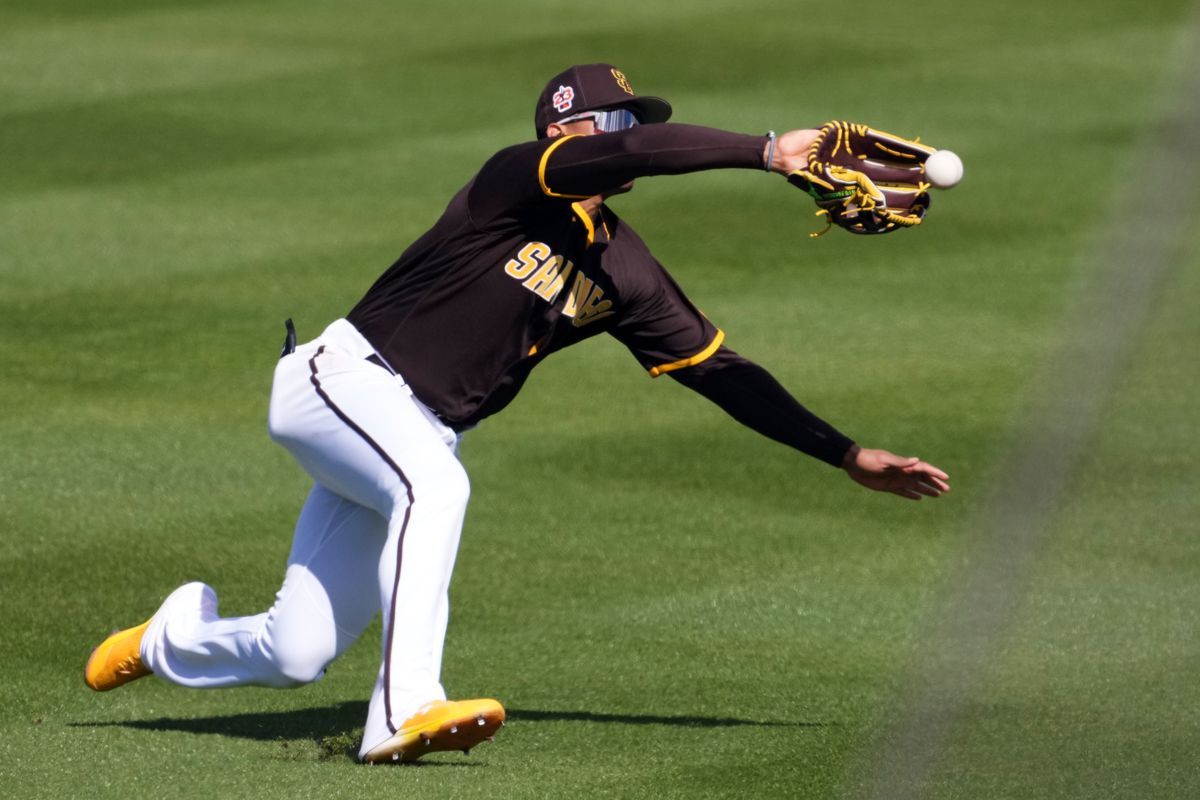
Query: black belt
364,352,464,432
365,353,392,373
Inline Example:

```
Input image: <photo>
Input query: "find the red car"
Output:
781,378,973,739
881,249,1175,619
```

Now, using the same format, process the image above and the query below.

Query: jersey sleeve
668,346,856,467
467,125,768,223
610,258,724,378
540,124,768,200
466,140,559,224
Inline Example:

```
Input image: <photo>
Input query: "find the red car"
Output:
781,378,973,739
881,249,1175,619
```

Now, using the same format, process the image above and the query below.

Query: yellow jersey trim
648,329,725,378
538,135,590,199
571,202,596,246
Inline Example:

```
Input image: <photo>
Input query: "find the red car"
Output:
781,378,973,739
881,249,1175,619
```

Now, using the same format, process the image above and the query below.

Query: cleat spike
450,725,458,734
391,752,400,761
485,736,494,742
476,717,486,726
462,748,471,755
422,736,432,747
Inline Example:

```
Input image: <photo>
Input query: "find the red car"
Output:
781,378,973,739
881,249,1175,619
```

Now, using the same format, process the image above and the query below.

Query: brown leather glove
787,121,937,236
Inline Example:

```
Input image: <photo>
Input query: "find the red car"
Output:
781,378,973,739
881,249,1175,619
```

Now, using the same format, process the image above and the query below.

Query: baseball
924,150,963,189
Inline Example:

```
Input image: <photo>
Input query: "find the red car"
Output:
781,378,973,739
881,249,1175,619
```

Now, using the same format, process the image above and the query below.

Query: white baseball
924,150,964,189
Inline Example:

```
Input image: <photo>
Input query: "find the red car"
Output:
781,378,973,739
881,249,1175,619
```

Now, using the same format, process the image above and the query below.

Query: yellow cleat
84,619,153,692
362,698,505,764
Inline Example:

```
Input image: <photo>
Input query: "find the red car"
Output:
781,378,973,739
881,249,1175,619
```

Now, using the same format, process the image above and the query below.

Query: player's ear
546,124,564,139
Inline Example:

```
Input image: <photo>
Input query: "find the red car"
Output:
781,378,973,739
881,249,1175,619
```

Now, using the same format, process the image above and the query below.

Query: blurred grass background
1,1,1196,797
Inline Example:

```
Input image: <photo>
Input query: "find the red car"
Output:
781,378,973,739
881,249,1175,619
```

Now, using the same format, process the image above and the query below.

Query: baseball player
85,64,950,764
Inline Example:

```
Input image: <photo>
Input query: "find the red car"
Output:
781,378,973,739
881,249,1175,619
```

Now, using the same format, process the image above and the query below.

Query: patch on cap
611,69,634,95
535,63,672,138
552,85,575,113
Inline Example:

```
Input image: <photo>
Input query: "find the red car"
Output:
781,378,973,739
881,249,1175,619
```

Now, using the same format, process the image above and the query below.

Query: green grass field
2,1,1198,797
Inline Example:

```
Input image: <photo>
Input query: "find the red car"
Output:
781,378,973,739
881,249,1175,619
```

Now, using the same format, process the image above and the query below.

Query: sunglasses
557,107,640,133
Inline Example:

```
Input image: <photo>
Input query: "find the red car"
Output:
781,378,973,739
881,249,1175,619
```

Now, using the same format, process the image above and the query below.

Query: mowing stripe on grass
846,5,1200,798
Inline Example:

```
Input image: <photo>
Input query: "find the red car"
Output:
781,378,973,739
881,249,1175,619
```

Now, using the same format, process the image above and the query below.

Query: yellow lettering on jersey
506,245,615,324
523,256,574,302
504,242,552,280
562,271,592,318
573,284,614,327
547,259,575,302
562,271,614,326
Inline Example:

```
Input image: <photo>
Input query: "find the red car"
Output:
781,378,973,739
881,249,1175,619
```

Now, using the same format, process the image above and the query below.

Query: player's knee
265,639,335,687
412,457,470,510
396,455,465,520
442,459,471,505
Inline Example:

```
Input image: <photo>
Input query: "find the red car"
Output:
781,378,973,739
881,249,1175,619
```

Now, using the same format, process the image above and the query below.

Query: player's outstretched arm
668,346,855,468
538,124,825,200
670,347,950,500
841,445,951,500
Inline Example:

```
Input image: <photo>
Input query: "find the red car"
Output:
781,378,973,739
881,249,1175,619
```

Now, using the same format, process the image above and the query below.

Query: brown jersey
347,123,768,429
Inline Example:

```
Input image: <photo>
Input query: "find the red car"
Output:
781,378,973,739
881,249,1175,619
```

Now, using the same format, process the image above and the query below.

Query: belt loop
279,318,297,358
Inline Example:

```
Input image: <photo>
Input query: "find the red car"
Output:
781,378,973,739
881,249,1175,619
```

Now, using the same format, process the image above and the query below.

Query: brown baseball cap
534,63,672,138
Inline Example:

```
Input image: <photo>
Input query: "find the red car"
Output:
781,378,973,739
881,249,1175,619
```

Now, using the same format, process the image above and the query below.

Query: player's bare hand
841,445,951,500
766,129,821,174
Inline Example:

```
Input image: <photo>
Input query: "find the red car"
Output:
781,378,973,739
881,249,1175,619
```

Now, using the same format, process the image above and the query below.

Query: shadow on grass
71,701,828,762
71,701,371,763
507,708,827,728
73,700,369,741
72,702,825,737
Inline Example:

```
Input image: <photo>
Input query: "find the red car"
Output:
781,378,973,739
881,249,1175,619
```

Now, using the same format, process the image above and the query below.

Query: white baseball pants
139,319,469,758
